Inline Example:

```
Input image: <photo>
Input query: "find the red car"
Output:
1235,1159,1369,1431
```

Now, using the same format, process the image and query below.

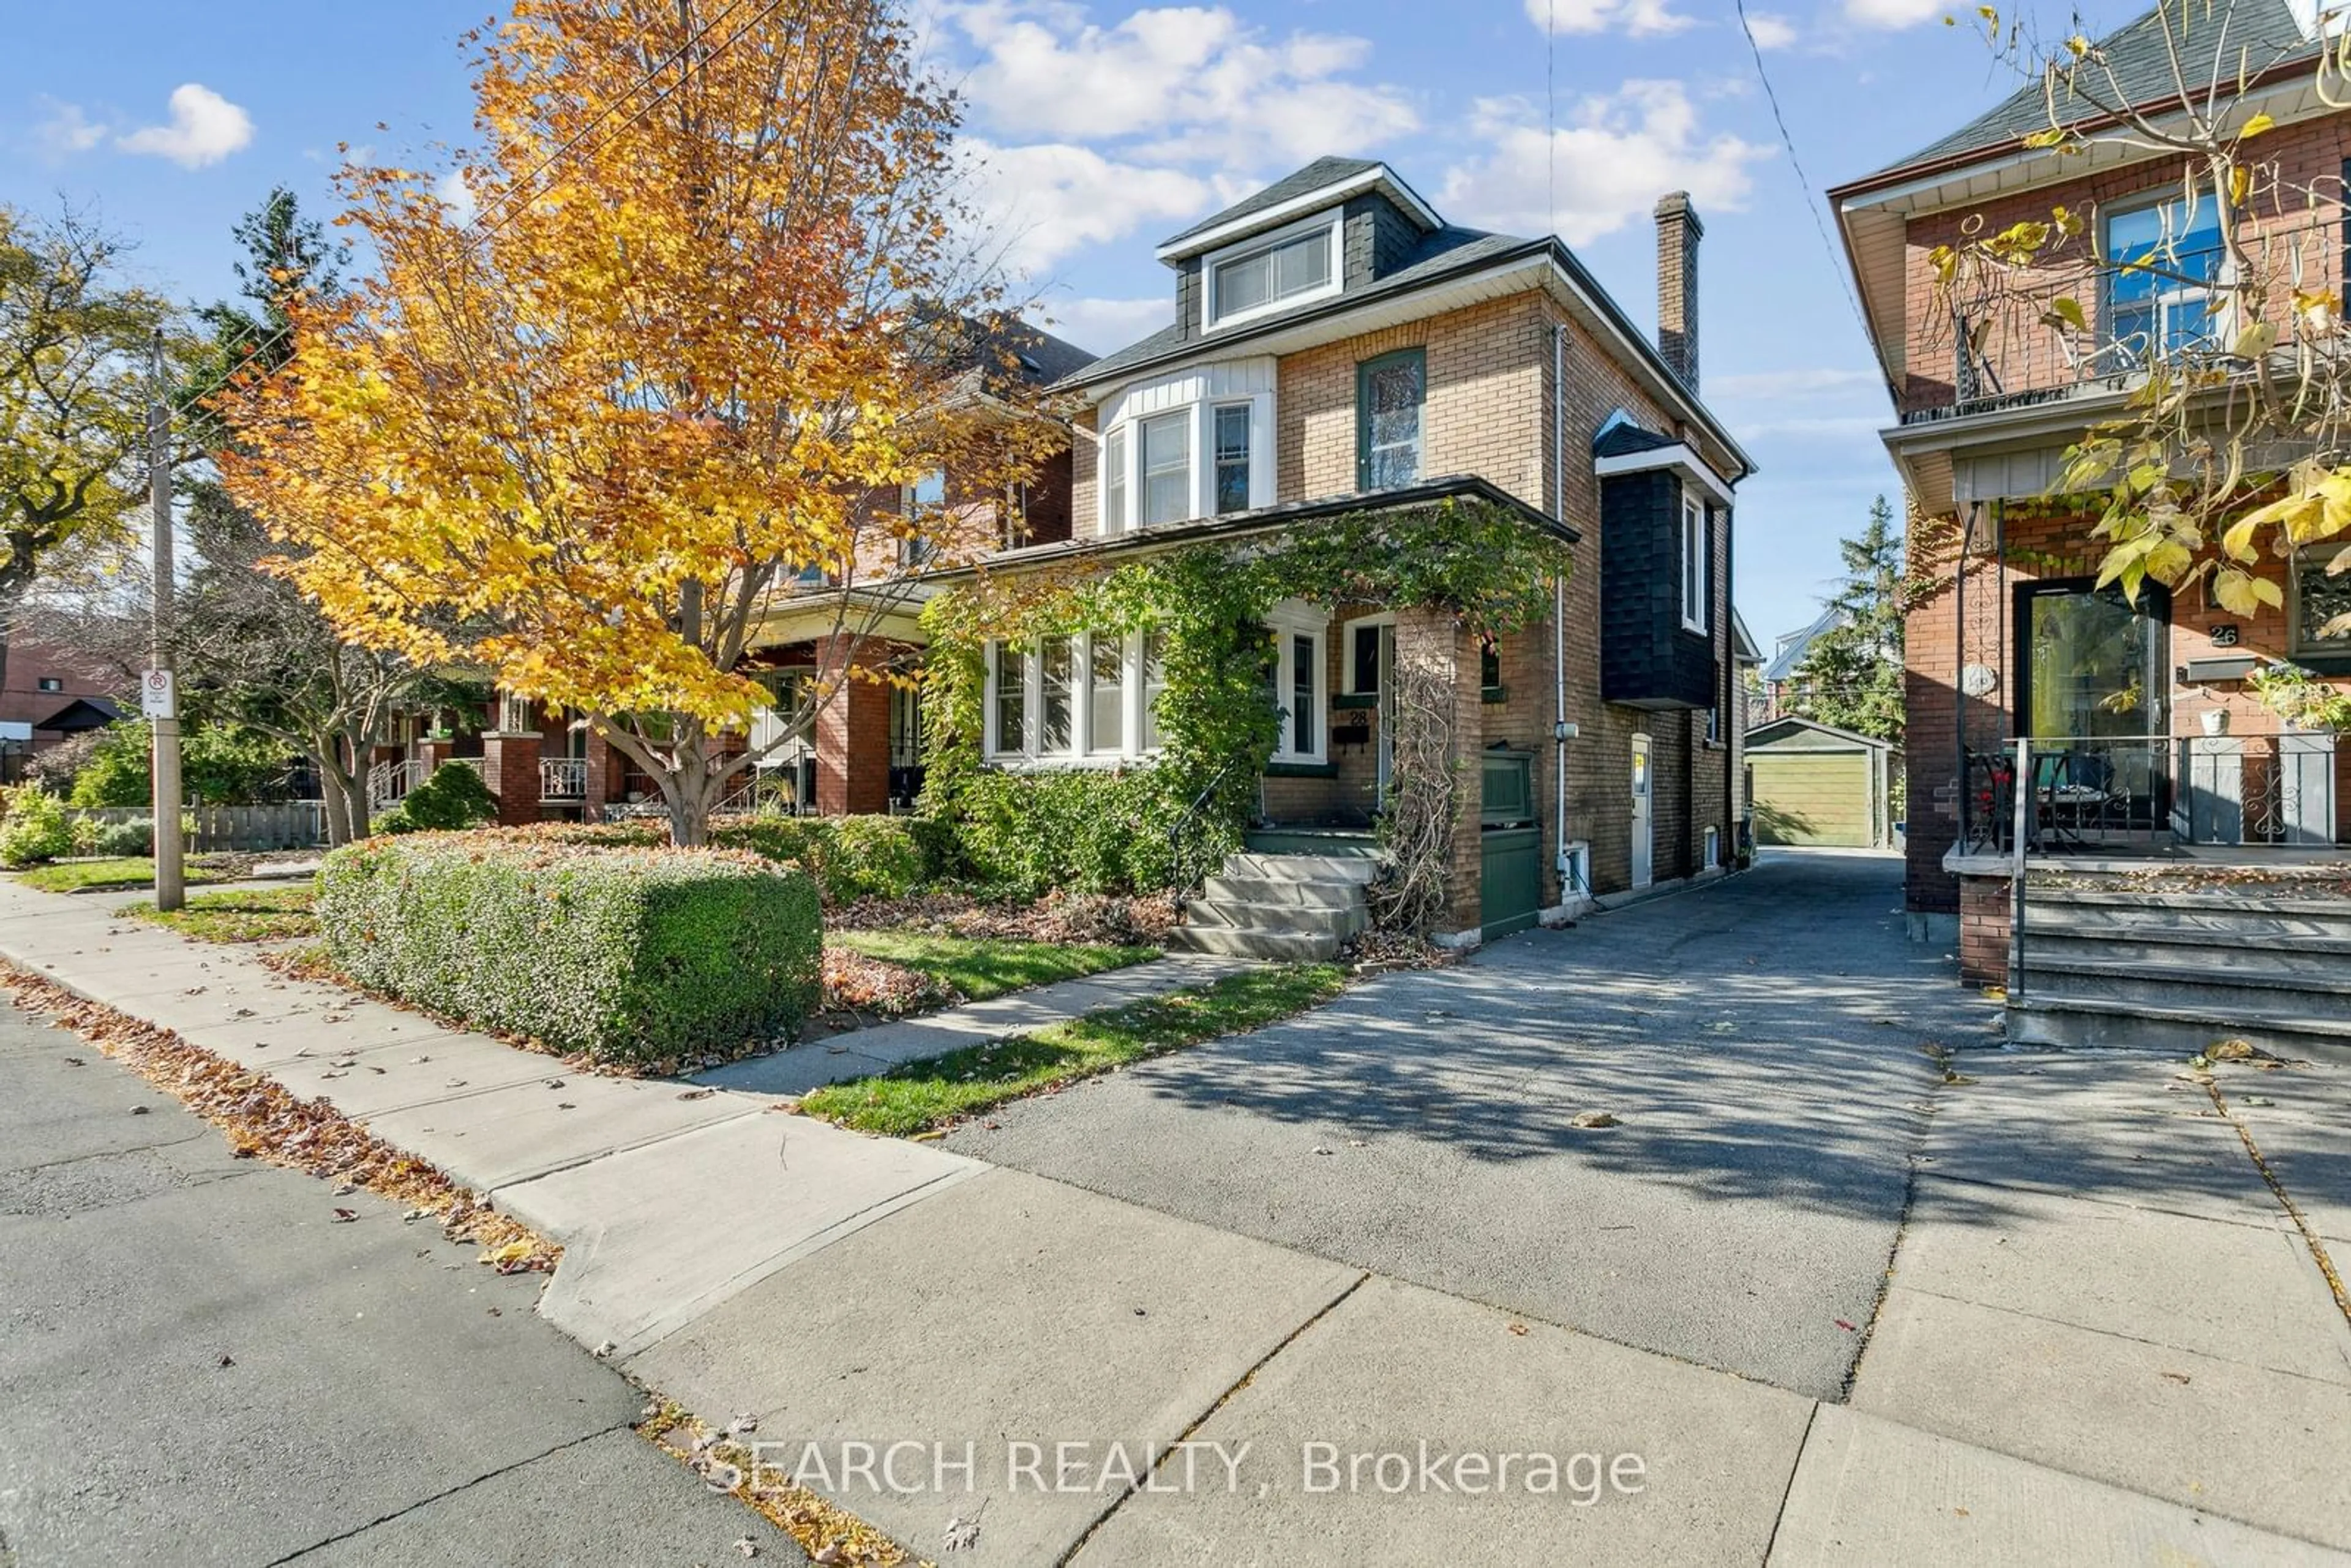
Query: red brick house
944,159,1755,951
1832,0,2351,1045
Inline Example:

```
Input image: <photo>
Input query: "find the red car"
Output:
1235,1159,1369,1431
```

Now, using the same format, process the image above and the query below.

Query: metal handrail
1168,752,1247,913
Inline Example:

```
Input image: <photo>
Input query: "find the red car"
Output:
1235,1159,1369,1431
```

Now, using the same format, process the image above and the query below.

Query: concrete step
2027,887,2351,941
2016,956,2351,1032
1185,898,1368,939
1223,852,1380,885
1199,874,1369,910
2007,994,2351,1056
1164,923,1343,962
2022,926,2351,976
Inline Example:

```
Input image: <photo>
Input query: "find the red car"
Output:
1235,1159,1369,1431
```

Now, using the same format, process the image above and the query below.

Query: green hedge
317,833,822,1064
498,814,948,907
375,762,499,834
931,768,1196,899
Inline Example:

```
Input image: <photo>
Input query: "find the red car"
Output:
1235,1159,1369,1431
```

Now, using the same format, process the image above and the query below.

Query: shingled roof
1157,157,1385,250
1873,0,2314,178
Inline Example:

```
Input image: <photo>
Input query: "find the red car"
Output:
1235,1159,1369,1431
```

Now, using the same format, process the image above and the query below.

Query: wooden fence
73,803,328,854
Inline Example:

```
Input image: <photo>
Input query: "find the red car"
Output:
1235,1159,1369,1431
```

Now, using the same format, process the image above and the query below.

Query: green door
1480,827,1542,939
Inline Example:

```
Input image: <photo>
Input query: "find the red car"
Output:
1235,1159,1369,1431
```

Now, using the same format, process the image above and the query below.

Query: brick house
0,636,126,781
947,158,1754,949
376,320,1093,827
1831,1,2351,1041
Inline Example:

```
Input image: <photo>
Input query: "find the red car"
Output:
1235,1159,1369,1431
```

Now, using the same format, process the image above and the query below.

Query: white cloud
943,2,1417,163
1024,294,1172,356
1709,367,1881,400
1439,83,1772,244
1843,0,1950,26
1524,0,1693,36
116,83,253,169
434,168,478,225
961,139,1210,276
1744,10,1799,48
33,99,107,159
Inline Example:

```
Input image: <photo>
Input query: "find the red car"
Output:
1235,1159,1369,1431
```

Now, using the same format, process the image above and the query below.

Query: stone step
2014,955,2351,1037
2026,903,2351,942
1185,897,1367,939
1164,923,1343,962
2022,925,2351,975
2006,994,2351,1057
1199,874,1369,910
1223,852,1380,885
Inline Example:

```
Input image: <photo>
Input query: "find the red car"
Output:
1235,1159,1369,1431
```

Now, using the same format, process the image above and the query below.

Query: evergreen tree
1791,495,1907,744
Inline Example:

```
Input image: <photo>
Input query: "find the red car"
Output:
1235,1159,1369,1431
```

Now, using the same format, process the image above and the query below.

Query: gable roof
1746,715,1896,753
1864,0,2314,181
36,696,122,733
1159,157,1384,250
1763,604,1848,683
1592,422,1677,459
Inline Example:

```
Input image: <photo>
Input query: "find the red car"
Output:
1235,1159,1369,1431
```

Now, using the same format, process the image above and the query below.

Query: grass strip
18,857,236,894
801,962,1348,1137
120,885,318,942
830,928,1158,1003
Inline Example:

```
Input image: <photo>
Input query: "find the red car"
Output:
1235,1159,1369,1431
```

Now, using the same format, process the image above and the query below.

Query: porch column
1392,606,1485,939
812,634,891,816
479,699,542,828
583,731,617,819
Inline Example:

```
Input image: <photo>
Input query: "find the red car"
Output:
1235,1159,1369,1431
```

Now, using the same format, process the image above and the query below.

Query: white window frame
1096,388,1275,536
1341,612,1395,696
1680,490,1710,636
1266,601,1329,765
1201,210,1344,334
981,631,1167,767
899,469,946,568
1136,410,1193,528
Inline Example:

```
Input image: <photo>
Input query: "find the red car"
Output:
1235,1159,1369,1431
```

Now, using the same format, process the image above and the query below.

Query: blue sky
0,0,2145,642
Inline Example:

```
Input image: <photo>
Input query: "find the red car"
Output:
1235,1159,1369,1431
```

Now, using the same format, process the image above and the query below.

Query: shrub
495,814,948,907
317,834,822,1065
934,768,1191,899
94,817,156,857
0,792,78,868
69,719,296,807
377,762,499,834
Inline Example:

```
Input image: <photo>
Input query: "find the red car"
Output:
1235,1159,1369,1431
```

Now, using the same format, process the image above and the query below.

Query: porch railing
1964,736,2175,854
539,757,587,800
366,759,428,811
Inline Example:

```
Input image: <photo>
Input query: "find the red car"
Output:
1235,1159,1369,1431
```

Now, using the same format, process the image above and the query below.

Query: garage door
1751,752,1871,846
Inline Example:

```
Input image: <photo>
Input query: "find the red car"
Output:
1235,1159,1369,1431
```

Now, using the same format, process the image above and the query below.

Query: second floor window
1681,491,1710,636
900,470,946,568
1358,349,1425,489
2104,196,2225,365
1213,405,1251,514
1103,427,1128,536
1139,411,1191,526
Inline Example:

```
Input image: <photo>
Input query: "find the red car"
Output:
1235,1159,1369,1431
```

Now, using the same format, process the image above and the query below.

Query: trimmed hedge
496,814,948,907
318,833,822,1064
932,769,1191,899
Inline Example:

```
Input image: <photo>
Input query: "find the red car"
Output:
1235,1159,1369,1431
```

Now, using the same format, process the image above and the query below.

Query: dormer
1152,158,1442,344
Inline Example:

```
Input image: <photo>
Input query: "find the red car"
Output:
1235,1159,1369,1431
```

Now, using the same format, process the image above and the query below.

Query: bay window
984,630,1169,763
1213,404,1251,514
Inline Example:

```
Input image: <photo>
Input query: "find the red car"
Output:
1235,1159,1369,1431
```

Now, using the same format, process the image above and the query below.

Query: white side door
1630,733,1653,889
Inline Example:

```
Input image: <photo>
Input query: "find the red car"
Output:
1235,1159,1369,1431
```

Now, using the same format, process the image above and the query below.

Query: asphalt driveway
945,850,1993,1398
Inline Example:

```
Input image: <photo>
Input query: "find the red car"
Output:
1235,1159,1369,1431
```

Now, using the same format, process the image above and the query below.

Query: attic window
1204,212,1340,329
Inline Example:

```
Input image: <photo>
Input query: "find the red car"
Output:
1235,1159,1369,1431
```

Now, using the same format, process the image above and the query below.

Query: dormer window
1203,212,1341,331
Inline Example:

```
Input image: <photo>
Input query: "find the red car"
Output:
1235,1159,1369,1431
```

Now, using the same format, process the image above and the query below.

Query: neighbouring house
1755,604,1848,725
0,637,126,781
365,319,1094,827
921,157,1753,950
1831,0,2351,1046
1747,716,1900,849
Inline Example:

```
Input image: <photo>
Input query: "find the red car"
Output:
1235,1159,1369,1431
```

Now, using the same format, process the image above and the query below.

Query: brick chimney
1654,191,1702,391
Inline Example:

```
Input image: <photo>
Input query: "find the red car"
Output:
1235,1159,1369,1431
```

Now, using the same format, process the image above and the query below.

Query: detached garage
1747,717,1899,848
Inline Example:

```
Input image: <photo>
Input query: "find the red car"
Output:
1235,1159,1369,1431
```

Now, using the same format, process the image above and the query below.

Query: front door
2016,581,2170,835
1630,733,1653,888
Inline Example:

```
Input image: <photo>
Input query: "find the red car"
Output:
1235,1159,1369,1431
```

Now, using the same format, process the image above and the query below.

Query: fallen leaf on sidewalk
330,1208,358,1223
677,1087,714,1100
1507,1322,1528,1337
2162,1370,2191,1384
735,1540,760,1559
129,1105,149,1116
216,1354,234,1368
62,1056,83,1066
1835,1319,1855,1331
1570,1111,1620,1129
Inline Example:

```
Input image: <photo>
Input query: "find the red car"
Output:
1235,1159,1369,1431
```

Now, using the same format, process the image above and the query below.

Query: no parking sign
140,668,176,719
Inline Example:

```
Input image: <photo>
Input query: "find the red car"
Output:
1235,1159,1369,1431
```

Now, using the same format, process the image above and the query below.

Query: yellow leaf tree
220,0,1051,843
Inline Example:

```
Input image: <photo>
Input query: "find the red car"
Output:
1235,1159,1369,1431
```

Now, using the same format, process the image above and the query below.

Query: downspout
1553,321,1574,898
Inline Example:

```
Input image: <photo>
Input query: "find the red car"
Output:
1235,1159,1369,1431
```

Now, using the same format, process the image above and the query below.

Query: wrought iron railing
1168,752,1247,913
1963,737,2175,853
366,758,428,811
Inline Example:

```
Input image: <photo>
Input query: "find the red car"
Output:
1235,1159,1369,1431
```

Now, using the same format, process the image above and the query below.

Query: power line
1732,0,1889,380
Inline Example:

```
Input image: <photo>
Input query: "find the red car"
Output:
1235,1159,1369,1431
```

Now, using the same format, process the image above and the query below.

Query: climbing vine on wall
915,497,1572,898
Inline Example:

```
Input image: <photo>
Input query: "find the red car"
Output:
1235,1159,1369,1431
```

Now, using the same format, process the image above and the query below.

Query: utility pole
148,329,184,912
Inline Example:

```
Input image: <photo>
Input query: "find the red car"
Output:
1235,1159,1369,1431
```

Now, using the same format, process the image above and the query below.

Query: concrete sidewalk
6,868,2349,1564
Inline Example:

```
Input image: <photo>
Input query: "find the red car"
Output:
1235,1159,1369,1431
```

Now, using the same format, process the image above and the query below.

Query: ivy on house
915,497,1572,899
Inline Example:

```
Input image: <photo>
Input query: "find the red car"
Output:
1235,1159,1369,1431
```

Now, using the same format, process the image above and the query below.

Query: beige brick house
966,157,1754,948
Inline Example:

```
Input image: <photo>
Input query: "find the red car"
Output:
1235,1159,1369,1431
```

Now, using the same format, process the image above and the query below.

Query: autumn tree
1928,4,2351,628
1791,495,1907,745
220,0,1050,844
0,207,187,698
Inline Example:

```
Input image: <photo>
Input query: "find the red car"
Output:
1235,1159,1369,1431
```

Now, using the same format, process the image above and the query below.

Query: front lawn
828,929,1158,1003
122,885,318,943
17,858,236,894
801,962,1348,1136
